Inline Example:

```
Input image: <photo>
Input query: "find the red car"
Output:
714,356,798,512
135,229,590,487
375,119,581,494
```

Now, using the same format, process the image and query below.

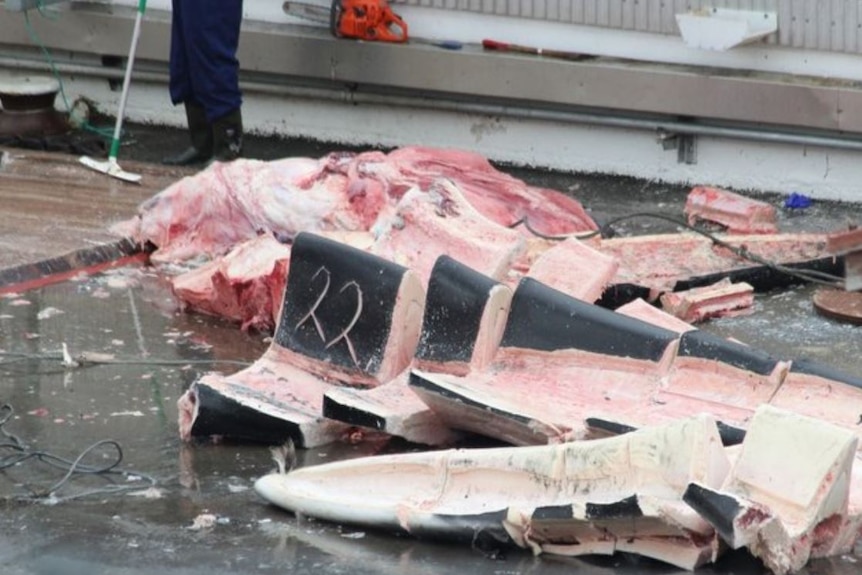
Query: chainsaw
283,0,408,43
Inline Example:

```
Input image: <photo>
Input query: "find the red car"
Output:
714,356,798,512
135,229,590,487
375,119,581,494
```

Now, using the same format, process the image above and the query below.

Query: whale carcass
108,146,861,571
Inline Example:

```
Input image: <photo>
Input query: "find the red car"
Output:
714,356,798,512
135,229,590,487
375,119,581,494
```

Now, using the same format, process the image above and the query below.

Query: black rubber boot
162,102,213,166
211,108,243,163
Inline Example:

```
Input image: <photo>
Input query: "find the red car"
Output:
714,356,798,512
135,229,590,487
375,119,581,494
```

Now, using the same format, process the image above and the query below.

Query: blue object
434,41,464,50
169,0,244,122
784,192,812,209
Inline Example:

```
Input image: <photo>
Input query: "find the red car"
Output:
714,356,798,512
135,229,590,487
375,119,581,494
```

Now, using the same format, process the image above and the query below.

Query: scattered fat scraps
685,186,777,234
614,297,696,334
189,513,218,531
659,278,754,323
524,236,618,303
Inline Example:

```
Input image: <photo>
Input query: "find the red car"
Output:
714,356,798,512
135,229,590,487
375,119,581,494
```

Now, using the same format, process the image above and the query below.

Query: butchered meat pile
113,147,598,330
113,146,835,332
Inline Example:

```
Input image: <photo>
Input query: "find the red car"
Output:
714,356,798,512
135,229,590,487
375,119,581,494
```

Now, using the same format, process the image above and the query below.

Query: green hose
21,1,145,143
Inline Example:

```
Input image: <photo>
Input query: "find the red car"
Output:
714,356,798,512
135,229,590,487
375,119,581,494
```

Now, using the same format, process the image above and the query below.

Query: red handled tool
482,39,593,61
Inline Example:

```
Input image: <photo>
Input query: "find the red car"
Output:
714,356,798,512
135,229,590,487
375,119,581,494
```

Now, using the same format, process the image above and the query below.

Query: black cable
0,404,158,503
509,212,845,288
509,216,600,241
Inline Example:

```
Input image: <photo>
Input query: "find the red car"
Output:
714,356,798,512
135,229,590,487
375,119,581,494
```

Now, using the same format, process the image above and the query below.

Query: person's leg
163,0,214,165
186,0,244,161
168,0,189,106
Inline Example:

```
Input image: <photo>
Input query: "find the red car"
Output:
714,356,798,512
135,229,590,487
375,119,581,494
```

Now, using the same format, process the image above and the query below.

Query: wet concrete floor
1,124,862,574
0,147,193,272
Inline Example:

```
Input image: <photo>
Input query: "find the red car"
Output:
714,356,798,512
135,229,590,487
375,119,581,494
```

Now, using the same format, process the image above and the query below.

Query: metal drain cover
813,288,862,325
0,75,68,137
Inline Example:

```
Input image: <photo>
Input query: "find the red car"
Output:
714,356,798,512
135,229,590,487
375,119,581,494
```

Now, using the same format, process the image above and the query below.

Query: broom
79,0,147,183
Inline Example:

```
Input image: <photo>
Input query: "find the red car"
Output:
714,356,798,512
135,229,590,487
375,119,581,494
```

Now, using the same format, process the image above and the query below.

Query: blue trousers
169,0,243,123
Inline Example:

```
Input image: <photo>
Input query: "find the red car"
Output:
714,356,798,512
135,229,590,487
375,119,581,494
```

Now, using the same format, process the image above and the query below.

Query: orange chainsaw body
331,0,408,43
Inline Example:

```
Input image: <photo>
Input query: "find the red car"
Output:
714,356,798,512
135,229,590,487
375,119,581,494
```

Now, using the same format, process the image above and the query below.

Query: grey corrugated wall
401,0,862,54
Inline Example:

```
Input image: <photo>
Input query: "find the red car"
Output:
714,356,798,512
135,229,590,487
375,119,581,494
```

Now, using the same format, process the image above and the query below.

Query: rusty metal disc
812,288,862,325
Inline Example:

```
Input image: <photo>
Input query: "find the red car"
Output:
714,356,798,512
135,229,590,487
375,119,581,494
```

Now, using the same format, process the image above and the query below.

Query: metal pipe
5,55,862,152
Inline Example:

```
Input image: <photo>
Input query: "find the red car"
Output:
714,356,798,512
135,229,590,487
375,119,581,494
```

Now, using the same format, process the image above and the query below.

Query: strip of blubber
0,237,146,295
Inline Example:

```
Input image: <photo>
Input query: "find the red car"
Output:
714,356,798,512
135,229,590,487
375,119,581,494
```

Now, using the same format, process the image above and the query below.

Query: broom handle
109,0,147,160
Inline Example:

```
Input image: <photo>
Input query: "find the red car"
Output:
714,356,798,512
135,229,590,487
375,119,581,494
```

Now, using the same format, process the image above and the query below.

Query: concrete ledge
2,5,862,134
